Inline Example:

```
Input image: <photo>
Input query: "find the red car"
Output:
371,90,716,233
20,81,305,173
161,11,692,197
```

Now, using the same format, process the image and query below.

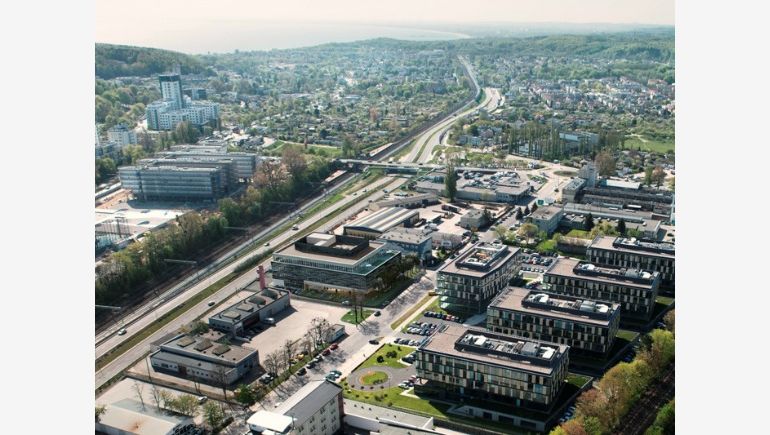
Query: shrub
377,355,385,363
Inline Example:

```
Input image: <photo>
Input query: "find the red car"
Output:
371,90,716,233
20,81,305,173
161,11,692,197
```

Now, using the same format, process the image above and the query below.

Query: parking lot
240,298,349,358
518,251,557,274
391,309,467,345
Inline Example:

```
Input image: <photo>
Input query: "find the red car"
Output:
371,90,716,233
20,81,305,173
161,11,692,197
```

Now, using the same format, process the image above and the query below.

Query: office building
527,206,563,236
436,242,520,315
371,193,439,210
150,330,258,385
586,236,674,290
118,165,226,201
416,325,569,411
343,207,420,240
95,399,196,435
458,209,488,231
378,227,433,262
208,287,290,336
271,233,401,294
431,231,463,250
247,380,344,435
543,257,660,322
106,124,137,147
488,288,620,355
415,170,532,204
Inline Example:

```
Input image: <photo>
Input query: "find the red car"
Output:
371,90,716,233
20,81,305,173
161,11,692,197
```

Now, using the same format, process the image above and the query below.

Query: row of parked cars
406,321,438,336
398,375,419,389
394,337,422,346
258,343,341,384
401,351,417,364
424,311,463,323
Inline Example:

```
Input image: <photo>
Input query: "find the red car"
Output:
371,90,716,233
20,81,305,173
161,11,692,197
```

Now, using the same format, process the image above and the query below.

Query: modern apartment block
248,380,344,435
436,242,520,316
271,233,401,294
146,73,219,131
586,236,674,290
416,325,569,411
150,330,258,385
106,123,137,147
487,287,620,355
543,257,660,323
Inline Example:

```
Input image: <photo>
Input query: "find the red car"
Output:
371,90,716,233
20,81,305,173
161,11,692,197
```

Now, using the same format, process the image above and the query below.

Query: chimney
258,265,266,290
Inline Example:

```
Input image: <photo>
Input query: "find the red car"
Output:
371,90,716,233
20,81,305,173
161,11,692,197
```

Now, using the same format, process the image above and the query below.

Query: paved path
348,364,415,390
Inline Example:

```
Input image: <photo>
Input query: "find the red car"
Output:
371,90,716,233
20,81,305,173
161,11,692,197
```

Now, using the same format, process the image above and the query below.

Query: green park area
358,343,415,370
341,309,374,325
624,137,675,154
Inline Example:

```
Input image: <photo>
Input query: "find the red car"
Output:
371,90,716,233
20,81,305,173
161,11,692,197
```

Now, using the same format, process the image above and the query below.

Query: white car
117,328,127,336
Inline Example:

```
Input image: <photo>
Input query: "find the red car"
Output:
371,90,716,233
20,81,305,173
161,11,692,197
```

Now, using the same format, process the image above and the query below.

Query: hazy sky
97,0,674,52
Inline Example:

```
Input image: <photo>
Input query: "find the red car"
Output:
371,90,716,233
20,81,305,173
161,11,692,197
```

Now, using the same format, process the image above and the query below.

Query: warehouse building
586,236,674,290
371,193,440,210
416,325,569,412
543,257,660,323
415,171,532,204
378,227,433,262
150,330,258,386
488,287,620,355
436,242,520,315
271,233,401,294
208,287,290,336
343,207,420,239
95,399,196,435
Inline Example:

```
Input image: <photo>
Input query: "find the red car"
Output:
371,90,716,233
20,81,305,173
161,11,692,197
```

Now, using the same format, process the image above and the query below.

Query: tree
282,145,307,180
531,202,539,213
203,401,225,429
494,225,508,241
524,205,531,215
445,161,457,202
585,213,595,231
643,166,654,186
263,350,282,377
168,394,199,417
640,329,675,373
663,310,675,334
617,218,627,235
651,166,666,187
515,208,523,220
95,405,107,423
668,176,675,192
173,121,200,144
235,384,256,406
132,380,145,410
255,160,288,192
283,339,297,369
518,223,538,246
595,151,616,177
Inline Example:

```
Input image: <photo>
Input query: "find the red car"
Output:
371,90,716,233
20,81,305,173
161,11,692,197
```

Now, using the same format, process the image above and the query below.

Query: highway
96,55,484,392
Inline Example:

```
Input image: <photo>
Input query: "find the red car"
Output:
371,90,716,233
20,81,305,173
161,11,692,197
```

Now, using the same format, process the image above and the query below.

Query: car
117,328,127,336
341,300,351,306
409,375,418,382
296,367,307,376
292,225,299,230
331,370,342,376
368,339,379,345
322,348,331,356
330,343,338,350
374,311,381,317
197,396,207,404
264,242,270,247
207,300,216,306
307,361,316,368
325,374,337,381
398,382,410,389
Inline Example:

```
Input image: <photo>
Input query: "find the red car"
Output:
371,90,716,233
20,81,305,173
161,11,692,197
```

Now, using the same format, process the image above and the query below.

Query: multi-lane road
96,56,488,392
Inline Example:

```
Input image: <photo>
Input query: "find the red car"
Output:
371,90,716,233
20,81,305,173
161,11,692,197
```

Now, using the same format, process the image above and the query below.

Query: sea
99,21,470,54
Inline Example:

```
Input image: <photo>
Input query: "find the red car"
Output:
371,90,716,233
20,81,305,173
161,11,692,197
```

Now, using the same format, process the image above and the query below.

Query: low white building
248,380,343,435
95,399,195,435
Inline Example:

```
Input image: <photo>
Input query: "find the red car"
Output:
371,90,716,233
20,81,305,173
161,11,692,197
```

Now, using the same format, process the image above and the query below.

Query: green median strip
95,273,239,372
390,294,433,330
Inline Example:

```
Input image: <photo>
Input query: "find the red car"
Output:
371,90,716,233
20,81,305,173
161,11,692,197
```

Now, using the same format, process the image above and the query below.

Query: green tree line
96,44,210,79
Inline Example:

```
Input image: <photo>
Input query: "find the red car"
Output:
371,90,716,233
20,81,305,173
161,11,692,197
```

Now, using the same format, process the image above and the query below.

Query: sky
96,0,674,53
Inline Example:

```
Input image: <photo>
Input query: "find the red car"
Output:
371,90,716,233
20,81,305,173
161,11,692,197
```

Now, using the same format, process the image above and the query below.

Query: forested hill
96,43,210,79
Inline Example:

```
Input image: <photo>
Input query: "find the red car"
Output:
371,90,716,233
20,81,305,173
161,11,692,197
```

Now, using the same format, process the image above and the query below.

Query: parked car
368,339,379,345
207,300,216,306
330,343,339,350
374,311,381,317
296,367,307,376
197,396,207,404
117,328,127,336
322,348,331,356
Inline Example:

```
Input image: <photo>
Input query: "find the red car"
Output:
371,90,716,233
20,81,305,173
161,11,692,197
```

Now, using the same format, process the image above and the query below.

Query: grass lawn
617,329,640,341
624,137,675,154
357,343,416,370
567,373,592,388
656,295,675,306
390,294,434,330
566,229,591,239
535,238,557,253
341,309,374,325
360,370,389,386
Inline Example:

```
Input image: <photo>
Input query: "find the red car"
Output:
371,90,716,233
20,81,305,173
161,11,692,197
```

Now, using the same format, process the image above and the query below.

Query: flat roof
247,411,294,434
546,257,659,290
529,205,563,220
276,240,378,265
379,227,432,245
490,287,619,326
98,399,190,435
439,242,518,278
420,325,567,375
274,380,342,425
161,332,256,363
274,238,400,274
344,207,419,234
589,236,675,258
209,287,288,326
